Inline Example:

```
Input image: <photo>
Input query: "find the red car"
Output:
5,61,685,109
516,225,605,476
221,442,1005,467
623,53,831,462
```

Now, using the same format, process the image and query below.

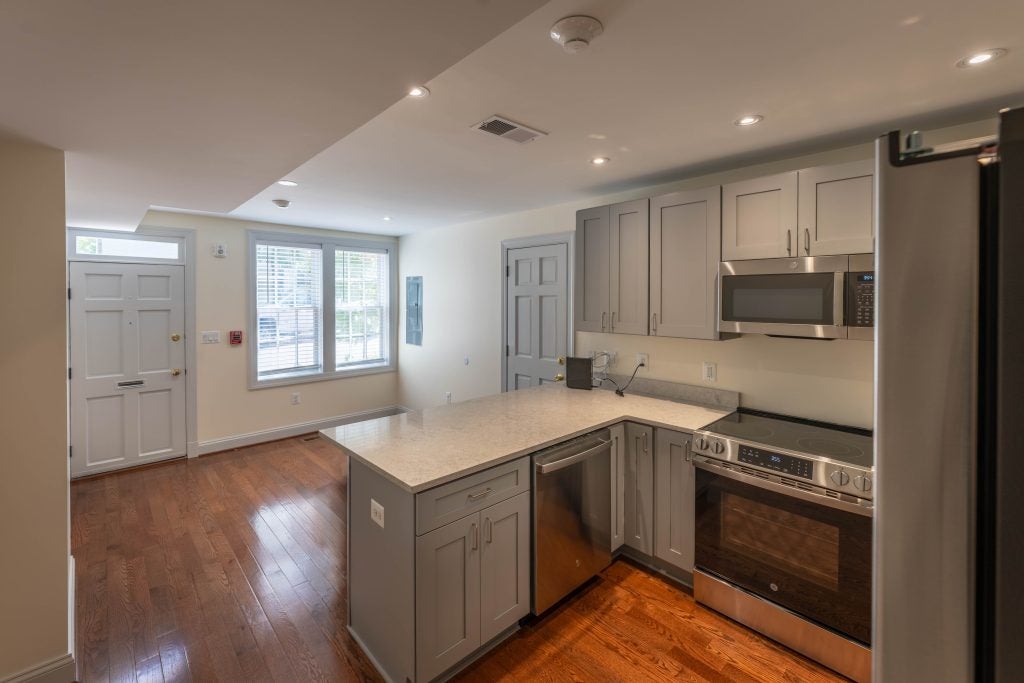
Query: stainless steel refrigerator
875,108,1024,682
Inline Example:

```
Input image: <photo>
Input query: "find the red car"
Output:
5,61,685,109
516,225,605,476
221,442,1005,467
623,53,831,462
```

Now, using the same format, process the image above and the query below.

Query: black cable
615,362,645,397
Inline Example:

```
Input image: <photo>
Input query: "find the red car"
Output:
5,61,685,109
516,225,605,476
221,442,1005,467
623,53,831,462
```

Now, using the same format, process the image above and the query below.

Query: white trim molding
1,653,76,683
195,405,408,456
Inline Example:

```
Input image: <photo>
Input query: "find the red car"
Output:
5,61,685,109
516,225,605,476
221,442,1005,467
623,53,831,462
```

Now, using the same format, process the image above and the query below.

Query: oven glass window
722,273,836,325
695,467,871,644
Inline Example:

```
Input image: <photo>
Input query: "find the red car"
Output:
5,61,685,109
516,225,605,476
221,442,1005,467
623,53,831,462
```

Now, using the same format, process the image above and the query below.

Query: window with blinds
255,242,323,379
250,233,393,386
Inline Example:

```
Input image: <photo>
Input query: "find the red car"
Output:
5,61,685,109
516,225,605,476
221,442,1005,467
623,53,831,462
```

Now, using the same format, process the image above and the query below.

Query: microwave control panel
847,271,875,328
738,445,814,480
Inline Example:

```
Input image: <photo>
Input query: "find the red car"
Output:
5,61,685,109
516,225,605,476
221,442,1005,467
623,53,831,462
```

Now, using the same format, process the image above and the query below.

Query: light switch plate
702,361,717,383
370,499,384,528
201,331,221,344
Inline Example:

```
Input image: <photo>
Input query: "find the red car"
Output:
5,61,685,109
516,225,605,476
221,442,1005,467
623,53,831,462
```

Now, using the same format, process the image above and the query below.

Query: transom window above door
249,231,396,388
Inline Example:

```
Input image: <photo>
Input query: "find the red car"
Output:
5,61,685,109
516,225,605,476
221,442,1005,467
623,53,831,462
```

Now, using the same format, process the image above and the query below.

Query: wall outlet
445,391,453,404
636,352,649,368
201,330,220,344
702,361,718,383
370,498,384,528
210,243,228,258
291,392,301,405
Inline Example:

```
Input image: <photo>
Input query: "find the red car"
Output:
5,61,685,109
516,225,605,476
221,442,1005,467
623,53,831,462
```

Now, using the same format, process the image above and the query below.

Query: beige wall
140,211,400,446
0,137,71,677
398,120,996,427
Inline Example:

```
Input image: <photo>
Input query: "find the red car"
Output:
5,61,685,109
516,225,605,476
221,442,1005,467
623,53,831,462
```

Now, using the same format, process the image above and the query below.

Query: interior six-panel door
506,243,568,390
69,262,186,477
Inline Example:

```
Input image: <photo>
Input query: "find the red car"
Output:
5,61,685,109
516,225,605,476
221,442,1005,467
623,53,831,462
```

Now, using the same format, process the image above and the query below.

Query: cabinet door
574,206,610,333
799,159,875,256
624,422,654,554
722,172,798,260
416,513,481,682
609,199,650,335
480,492,530,644
654,429,695,572
650,187,722,340
609,423,626,551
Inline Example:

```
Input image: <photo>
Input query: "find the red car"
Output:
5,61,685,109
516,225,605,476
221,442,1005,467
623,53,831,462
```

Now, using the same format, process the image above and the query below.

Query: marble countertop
320,384,731,493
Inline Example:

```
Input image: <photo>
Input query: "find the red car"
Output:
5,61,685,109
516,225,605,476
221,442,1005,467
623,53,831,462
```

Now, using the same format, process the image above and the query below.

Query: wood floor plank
73,434,847,683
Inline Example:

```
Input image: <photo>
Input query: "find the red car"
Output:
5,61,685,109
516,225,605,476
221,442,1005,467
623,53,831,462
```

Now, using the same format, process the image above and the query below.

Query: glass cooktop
701,410,873,468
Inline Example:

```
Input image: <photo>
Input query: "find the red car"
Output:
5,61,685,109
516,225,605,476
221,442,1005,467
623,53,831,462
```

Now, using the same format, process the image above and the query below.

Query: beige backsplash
575,332,874,429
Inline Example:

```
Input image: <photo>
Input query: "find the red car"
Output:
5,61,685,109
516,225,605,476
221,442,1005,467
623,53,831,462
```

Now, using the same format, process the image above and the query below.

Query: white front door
69,262,186,477
506,243,568,390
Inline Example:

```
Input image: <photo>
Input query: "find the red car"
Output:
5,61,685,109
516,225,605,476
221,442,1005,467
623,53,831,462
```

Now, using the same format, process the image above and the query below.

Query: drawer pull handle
467,488,492,501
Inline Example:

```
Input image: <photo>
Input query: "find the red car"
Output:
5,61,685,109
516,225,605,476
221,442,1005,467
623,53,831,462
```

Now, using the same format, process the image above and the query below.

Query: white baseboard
1,653,75,683
196,405,408,456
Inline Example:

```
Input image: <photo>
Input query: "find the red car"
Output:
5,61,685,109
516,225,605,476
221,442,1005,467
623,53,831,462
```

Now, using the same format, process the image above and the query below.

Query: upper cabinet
649,187,721,340
723,161,875,261
574,206,611,333
609,199,650,335
722,171,798,260
574,199,649,335
798,159,875,256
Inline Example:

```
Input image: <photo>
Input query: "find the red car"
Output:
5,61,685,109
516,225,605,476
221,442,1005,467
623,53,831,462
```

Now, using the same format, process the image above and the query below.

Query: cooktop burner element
693,409,874,502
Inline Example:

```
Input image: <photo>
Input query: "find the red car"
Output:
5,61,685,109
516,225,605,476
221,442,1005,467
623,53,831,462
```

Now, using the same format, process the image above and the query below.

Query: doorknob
553,373,565,382
557,356,565,365
171,333,181,342
170,369,182,377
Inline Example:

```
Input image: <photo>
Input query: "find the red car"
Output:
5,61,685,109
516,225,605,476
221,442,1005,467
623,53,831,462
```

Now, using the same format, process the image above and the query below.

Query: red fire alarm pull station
229,330,243,345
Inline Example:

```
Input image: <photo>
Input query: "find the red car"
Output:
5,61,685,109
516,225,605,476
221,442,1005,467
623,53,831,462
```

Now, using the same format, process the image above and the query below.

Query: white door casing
69,262,186,477
506,243,568,390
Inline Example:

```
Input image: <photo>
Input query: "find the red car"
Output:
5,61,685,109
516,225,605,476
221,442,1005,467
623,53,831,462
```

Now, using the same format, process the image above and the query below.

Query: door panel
650,187,722,340
609,199,650,335
799,159,875,256
655,429,695,572
70,261,186,477
506,242,568,390
624,422,654,554
574,206,610,332
722,172,797,260
416,513,481,682
480,492,530,643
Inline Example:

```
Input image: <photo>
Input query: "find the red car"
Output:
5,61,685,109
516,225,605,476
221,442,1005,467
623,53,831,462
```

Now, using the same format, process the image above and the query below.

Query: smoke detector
271,198,291,209
549,15,603,54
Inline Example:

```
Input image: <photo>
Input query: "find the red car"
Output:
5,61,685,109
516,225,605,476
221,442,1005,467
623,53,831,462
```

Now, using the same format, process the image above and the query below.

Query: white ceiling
0,0,547,230
230,0,1024,235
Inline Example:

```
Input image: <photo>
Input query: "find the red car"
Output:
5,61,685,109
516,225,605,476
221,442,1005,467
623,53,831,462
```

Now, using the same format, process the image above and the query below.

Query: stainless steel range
691,410,873,683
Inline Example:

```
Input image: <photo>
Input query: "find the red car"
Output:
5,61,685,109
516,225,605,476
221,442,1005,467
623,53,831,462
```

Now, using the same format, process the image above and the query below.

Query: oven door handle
692,459,873,517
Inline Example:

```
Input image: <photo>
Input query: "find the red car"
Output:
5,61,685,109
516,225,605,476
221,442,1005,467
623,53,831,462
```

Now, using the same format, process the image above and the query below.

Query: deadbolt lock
171,333,181,342
171,369,182,377
557,356,565,365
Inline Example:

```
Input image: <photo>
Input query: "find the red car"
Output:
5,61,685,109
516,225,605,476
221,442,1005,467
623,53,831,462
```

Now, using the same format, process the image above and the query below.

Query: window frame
248,230,397,389
67,228,185,265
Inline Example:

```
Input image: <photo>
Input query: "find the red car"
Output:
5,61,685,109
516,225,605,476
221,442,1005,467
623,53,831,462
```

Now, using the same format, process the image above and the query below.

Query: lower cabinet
654,429,695,572
415,491,530,681
624,422,654,554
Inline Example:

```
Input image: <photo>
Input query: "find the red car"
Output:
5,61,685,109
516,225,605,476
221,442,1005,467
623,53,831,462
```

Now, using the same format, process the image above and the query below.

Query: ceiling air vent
474,115,547,144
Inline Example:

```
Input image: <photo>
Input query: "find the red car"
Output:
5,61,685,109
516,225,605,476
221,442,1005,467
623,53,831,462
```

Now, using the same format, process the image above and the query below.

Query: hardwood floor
71,435,846,682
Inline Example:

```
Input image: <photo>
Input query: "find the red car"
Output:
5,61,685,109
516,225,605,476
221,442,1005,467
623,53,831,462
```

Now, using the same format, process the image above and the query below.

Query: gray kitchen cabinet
574,205,610,333
609,423,626,551
798,159,875,256
722,171,798,260
609,199,650,335
415,512,481,682
649,186,722,340
654,428,695,573
480,492,531,643
624,422,654,554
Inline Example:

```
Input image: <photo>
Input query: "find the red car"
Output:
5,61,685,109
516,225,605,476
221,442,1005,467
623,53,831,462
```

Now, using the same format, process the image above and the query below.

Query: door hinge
506,344,510,357
68,367,72,380
506,265,510,277
67,287,71,300
69,446,73,460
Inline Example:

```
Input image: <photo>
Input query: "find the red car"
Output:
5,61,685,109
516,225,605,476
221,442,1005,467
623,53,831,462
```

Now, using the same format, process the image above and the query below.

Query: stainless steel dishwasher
532,428,612,614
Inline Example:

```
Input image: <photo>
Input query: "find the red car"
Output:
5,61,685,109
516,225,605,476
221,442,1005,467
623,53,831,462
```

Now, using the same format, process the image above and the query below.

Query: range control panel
738,445,814,480
847,271,875,328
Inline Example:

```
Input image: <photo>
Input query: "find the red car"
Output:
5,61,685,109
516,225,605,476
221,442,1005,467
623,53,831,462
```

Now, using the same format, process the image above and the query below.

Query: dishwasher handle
535,438,611,474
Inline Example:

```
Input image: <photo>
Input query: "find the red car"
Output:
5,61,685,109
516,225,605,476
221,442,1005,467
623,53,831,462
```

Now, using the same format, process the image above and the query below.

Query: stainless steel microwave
718,254,874,340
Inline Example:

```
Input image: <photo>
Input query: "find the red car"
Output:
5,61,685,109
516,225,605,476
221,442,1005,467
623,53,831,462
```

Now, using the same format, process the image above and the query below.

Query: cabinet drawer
416,458,530,535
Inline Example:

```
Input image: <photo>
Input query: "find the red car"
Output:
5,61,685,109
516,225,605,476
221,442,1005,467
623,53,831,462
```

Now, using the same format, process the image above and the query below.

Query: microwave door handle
835,272,846,331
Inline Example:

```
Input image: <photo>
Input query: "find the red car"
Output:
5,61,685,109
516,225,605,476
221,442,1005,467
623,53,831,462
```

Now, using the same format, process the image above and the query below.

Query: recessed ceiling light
734,114,764,127
957,48,1007,68
408,85,430,98
276,179,298,187
591,157,610,166
272,199,291,209
383,216,392,221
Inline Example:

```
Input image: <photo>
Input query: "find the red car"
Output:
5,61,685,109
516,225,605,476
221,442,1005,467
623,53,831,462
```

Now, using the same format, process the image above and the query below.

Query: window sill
250,362,395,390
